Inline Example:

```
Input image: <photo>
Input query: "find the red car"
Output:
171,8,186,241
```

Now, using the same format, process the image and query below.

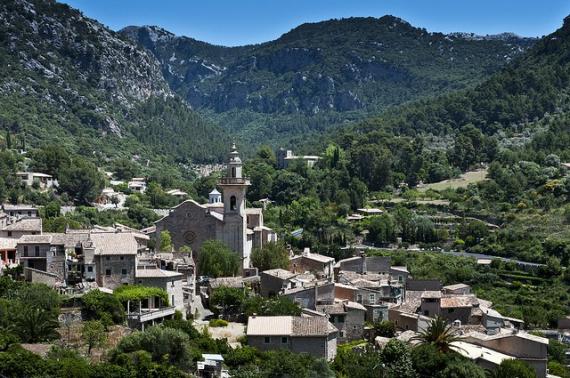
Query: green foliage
113,285,169,306
412,316,462,353
198,240,240,278
491,359,536,378
159,230,173,252
59,157,105,204
251,241,290,271
208,319,229,327
210,287,246,316
82,320,107,355
242,296,302,317
374,320,396,338
81,289,125,324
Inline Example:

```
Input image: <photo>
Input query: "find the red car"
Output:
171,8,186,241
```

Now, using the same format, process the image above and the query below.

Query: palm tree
15,306,59,343
412,316,463,353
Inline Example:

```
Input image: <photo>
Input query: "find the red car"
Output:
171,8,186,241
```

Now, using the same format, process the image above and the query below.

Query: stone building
155,144,276,271
316,300,366,342
290,248,335,278
247,315,338,360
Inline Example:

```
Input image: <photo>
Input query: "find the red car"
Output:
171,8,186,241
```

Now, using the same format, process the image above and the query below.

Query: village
0,143,568,378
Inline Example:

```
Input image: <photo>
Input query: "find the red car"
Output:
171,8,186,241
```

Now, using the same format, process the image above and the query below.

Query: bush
81,289,125,324
209,319,229,327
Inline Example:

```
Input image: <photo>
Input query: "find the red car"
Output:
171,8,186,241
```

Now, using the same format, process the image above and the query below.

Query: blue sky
60,0,570,46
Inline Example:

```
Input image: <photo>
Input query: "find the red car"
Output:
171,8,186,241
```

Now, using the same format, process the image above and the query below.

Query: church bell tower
218,143,251,268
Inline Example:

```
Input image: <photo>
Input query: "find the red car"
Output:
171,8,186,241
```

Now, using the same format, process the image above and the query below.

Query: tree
59,158,104,204
14,306,59,343
210,287,246,317
251,241,289,271
198,240,240,277
412,316,462,353
82,320,107,355
81,289,125,325
111,158,139,180
438,359,486,378
159,231,173,252
374,320,396,338
491,359,536,378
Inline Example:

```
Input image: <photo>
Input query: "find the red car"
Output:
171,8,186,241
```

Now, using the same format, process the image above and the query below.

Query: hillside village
1,0,570,377
0,143,568,378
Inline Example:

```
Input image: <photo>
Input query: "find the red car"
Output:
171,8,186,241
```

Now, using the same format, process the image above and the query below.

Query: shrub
209,319,229,327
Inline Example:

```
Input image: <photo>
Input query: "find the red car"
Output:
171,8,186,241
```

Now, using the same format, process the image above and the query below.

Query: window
230,196,237,210
105,269,111,276
87,266,93,272
23,246,28,256
231,167,236,178
121,268,127,276
172,295,175,306
105,256,110,261
281,337,288,344
448,308,455,313
120,256,124,260
424,310,429,316
35,246,40,257
356,294,362,303
398,275,403,282
27,211,31,217
369,293,376,303
339,331,345,338
264,337,270,344
7,231,11,237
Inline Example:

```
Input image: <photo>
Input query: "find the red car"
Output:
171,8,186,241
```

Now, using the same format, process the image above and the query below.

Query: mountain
350,15,570,139
0,0,227,165
121,17,535,145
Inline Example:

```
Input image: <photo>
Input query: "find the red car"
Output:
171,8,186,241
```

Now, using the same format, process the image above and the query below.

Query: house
154,144,277,271
16,172,56,190
166,189,188,199
2,204,39,220
197,354,230,378
135,266,185,315
276,148,320,169
290,248,335,278
246,315,338,360
443,283,471,295
128,178,147,193
316,300,366,342
260,269,297,297
356,208,384,216
558,315,570,329
283,281,336,309
0,237,18,270
334,255,392,276
463,331,549,378
0,217,42,238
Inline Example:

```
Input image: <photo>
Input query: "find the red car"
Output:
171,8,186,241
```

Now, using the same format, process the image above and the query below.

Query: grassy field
418,168,488,192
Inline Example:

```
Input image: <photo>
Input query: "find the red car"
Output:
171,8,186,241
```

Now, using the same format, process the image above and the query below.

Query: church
154,144,277,270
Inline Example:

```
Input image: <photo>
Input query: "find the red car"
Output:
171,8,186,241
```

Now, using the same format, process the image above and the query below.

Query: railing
219,177,250,185
127,306,176,322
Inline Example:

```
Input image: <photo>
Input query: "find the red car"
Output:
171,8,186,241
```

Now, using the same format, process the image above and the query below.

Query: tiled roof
3,218,42,231
441,295,477,308
292,316,337,336
18,234,52,244
90,233,138,255
136,268,183,279
262,268,296,279
209,276,244,289
421,291,442,299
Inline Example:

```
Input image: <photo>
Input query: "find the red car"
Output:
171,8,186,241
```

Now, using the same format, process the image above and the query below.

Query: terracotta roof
441,295,477,308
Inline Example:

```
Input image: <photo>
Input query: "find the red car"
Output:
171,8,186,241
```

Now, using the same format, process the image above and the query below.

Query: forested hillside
0,0,227,165
122,17,534,146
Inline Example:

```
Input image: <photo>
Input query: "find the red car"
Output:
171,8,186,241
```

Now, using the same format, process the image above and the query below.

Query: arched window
231,167,236,178
230,196,237,210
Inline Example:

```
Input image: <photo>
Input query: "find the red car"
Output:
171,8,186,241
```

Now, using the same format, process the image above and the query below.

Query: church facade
154,144,277,270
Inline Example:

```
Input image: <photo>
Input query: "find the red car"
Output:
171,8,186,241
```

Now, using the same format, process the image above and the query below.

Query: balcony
219,177,250,185
127,306,176,324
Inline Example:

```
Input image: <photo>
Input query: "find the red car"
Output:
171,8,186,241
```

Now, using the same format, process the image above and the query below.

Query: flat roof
136,268,183,279
451,341,513,366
